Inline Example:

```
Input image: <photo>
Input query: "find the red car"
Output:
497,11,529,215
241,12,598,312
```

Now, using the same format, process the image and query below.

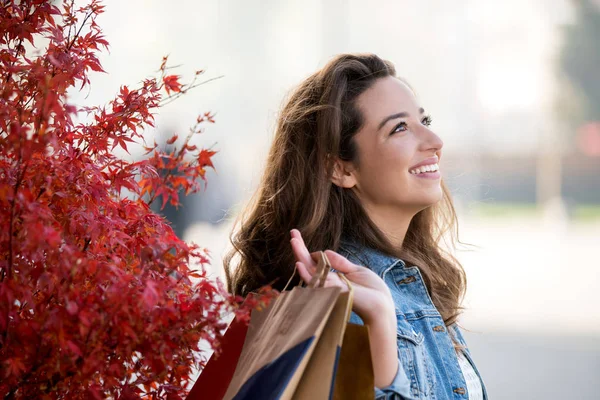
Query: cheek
371,142,413,178
357,144,413,198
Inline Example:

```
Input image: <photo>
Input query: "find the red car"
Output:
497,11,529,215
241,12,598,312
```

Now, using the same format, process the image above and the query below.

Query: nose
418,125,443,154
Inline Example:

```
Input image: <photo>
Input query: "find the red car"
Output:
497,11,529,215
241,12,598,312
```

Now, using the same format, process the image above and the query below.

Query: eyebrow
378,107,425,131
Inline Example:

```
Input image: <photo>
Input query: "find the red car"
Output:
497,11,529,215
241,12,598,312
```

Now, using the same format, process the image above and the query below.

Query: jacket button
432,325,445,332
398,276,416,284
453,387,466,395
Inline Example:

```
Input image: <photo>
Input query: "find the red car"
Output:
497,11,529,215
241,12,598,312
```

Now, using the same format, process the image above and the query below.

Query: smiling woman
224,53,487,399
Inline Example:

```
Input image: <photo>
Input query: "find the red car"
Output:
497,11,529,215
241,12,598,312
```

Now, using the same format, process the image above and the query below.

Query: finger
323,250,361,274
291,230,312,260
296,261,313,285
290,228,304,244
324,273,349,292
290,237,314,269
299,261,346,291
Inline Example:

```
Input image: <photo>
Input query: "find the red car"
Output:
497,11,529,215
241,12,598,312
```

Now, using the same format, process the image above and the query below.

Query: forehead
356,76,419,127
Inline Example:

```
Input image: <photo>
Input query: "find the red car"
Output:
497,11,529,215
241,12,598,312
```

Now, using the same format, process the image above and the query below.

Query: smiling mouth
409,163,439,175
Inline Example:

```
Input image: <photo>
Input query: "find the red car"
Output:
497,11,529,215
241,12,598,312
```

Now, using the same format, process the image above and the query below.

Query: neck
363,204,416,248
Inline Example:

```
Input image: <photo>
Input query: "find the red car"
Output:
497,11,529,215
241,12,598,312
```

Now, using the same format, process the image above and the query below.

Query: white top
457,349,484,400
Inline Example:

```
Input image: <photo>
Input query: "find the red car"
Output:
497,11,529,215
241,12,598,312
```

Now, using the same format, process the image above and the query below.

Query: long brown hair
224,53,467,330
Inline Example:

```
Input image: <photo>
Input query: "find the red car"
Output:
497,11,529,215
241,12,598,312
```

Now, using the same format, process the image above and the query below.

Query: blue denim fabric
338,239,488,400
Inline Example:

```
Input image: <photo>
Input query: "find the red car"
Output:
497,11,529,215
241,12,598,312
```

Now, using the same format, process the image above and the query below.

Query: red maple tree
0,1,266,398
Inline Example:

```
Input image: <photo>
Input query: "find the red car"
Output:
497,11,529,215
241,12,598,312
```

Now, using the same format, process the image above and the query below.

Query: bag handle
307,251,329,288
309,252,355,323
283,251,355,321
282,250,329,291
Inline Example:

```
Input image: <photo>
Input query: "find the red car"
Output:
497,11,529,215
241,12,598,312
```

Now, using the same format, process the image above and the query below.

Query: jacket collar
338,236,406,276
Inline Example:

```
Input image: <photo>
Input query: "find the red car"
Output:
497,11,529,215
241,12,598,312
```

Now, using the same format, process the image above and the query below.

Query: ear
330,157,357,189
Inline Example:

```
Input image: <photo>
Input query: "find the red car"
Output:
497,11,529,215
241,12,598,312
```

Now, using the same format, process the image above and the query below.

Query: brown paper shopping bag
224,252,341,400
293,253,374,400
332,323,375,400
224,251,374,400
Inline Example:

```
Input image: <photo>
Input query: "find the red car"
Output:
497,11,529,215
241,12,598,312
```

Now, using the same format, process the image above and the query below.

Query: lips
408,156,441,179
409,157,439,171
409,163,439,175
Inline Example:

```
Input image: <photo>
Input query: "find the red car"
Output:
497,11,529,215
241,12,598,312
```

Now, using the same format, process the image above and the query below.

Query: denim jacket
337,238,488,400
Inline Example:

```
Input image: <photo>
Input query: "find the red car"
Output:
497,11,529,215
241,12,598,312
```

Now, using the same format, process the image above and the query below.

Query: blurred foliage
470,203,541,218
572,204,600,222
469,202,600,222
556,0,600,130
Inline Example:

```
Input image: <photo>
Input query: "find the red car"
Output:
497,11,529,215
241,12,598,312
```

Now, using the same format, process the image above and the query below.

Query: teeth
410,163,439,175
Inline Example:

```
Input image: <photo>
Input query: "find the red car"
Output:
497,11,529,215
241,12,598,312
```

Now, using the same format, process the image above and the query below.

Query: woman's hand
290,229,400,388
289,229,395,326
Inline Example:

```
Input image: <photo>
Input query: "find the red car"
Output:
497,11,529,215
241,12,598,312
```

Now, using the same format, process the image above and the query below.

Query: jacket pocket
396,317,435,399
397,319,424,345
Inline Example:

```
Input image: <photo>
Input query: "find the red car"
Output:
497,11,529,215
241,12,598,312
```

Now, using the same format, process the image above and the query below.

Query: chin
413,191,444,211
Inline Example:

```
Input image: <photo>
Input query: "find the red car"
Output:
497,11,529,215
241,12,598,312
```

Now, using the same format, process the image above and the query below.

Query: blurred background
70,0,600,398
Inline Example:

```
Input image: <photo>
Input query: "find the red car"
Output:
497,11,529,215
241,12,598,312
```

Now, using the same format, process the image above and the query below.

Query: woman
224,53,487,400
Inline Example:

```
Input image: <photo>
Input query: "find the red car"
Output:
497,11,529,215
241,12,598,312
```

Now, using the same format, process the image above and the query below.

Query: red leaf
142,281,158,309
66,340,83,357
66,301,79,315
166,135,178,145
171,176,189,189
163,75,182,95
198,149,216,169
87,60,105,73
5,358,27,378
118,386,142,400
87,386,103,400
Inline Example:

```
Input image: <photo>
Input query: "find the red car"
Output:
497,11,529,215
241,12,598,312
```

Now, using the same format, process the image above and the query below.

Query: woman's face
344,76,444,216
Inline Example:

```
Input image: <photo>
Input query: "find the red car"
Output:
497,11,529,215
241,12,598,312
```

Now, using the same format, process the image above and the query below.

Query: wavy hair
224,53,467,333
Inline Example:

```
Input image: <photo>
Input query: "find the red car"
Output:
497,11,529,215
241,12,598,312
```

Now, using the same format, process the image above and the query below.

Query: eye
390,115,433,135
390,121,407,135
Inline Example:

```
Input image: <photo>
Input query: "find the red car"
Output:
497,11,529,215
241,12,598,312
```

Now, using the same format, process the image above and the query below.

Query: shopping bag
332,323,375,400
224,251,374,400
186,317,249,400
292,263,353,399
224,251,341,400
293,255,374,400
